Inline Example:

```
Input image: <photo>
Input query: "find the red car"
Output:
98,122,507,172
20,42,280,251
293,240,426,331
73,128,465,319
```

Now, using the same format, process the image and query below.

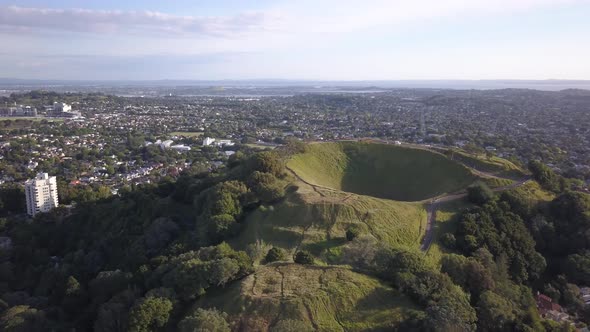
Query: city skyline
1,0,590,80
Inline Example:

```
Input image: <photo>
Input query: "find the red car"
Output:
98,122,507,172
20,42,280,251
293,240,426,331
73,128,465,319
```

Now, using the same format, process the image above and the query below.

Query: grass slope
232,190,426,261
452,150,526,179
506,180,555,202
196,263,418,331
289,142,476,201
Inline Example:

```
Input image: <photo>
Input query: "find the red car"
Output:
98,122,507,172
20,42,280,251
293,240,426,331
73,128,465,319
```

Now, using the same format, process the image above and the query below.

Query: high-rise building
25,173,59,216
53,102,72,113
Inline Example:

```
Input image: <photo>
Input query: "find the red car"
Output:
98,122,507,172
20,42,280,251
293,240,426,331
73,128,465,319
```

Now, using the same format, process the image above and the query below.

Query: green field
245,143,277,150
0,117,64,129
196,263,419,331
232,189,427,261
169,131,204,137
288,142,476,201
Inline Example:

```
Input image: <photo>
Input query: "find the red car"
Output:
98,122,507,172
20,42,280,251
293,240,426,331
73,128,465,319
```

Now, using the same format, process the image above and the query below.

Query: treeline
338,166,590,331
0,149,291,331
445,169,590,329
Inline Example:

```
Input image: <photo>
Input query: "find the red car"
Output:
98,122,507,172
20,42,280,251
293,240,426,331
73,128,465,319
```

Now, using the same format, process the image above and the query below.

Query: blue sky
1,0,589,80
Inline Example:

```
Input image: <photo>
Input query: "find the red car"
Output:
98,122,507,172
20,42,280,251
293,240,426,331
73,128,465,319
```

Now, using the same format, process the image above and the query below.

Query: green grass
482,176,515,188
425,199,473,265
169,131,204,137
505,180,555,202
288,142,476,201
452,150,526,179
195,263,419,331
231,191,427,261
245,143,277,150
0,117,64,129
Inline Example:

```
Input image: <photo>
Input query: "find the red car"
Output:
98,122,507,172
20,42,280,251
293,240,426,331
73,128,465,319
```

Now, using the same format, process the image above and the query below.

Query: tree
94,290,138,332
528,160,562,192
440,233,456,249
62,276,87,315
425,291,477,332
0,305,47,332
207,214,236,242
564,253,590,284
294,251,314,265
477,291,518,331
89,270,132,304
0,184,25,214
265,247,286,263
250,151,285,178
208,258,240,286
178,308,230,332
127,297,173,332
467,181,494,205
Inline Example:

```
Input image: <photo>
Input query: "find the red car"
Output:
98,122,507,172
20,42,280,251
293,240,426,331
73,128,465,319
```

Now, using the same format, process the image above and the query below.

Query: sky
1,0,590,80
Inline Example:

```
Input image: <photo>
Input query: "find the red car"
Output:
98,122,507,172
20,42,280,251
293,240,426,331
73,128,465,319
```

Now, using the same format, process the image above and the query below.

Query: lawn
0,116,64,123
0,117,64,129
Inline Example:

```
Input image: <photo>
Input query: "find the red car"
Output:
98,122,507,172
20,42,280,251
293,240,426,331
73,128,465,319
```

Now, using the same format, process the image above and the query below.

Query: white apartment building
53,102,72,113
203,137,216,146
202,137,235,147
25,173,59,216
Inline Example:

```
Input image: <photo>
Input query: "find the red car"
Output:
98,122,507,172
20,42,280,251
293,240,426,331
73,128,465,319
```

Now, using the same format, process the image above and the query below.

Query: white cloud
0,1,587,79
0,5,280,37
1,1,582,38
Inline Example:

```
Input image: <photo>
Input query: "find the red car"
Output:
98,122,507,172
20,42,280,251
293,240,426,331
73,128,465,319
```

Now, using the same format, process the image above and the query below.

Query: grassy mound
288,142,476,201
451,150,526,179
231,190,427,260
196,264,418,331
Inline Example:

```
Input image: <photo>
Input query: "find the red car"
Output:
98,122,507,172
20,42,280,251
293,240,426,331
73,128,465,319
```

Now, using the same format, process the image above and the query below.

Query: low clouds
0,6,276,37
0,1,580,37
0,1,588,80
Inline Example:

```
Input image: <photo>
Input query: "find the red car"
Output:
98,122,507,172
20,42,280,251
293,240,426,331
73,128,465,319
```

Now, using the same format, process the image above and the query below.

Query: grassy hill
451,150,527,179
232,186,427,261
195,263,419,331
288,142,476,201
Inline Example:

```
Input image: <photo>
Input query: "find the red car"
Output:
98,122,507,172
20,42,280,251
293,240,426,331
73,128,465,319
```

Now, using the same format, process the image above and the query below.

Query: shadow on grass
302,237,347,256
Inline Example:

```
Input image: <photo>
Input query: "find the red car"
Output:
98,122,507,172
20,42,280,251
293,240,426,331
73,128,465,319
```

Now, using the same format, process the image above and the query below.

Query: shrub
440,233,456,249
345,226,361,241
265,247,286,263
294,251,314,265
467,181,494,205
